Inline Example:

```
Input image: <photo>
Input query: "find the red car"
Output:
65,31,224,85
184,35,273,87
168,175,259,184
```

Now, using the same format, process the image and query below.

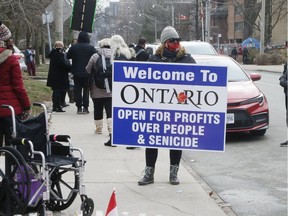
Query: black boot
169,165,179,185
138,166,155,185
52,107,66,112
104,134,116,147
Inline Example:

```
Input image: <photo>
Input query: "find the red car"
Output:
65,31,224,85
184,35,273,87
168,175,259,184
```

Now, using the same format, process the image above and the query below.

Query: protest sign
112,61,227,151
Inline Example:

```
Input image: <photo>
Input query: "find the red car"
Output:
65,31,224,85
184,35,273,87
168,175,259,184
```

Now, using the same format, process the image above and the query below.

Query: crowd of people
0,19,287,188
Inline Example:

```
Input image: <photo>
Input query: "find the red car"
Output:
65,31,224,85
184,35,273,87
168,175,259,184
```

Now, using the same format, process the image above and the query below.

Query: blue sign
112,61,228,151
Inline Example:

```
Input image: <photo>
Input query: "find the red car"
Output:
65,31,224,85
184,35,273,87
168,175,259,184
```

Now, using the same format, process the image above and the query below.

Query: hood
228,81,261,103
77,31,90,43
0,47,12,64
98,47,112,58
110,35,132,60
155,44,187,59
48,48,60,58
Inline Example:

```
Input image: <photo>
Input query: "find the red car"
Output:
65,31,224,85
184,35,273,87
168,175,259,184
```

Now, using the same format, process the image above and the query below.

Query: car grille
227,110,253,129
227,110,269,130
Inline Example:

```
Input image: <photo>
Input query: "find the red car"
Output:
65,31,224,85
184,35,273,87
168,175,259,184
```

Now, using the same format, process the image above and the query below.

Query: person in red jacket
0,21,31,146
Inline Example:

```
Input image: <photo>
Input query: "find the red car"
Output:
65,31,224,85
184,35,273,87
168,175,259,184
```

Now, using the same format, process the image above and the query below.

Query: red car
193,55,269,135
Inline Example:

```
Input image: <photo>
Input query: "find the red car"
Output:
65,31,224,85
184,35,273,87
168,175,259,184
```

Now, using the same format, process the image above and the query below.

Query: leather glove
20,109,31,120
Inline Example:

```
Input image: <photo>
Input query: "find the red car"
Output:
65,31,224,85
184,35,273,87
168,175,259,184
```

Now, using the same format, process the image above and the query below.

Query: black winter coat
47,48,71,90
66,32,97,78
134,45,150,61
279,62,287,94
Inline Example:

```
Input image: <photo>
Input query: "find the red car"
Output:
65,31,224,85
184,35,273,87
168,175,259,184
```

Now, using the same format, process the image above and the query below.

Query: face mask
167,42,180,52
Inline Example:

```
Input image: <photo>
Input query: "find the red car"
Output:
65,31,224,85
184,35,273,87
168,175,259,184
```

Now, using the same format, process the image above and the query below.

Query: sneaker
83,108,89,114
77,107,83,114
280,141,288,147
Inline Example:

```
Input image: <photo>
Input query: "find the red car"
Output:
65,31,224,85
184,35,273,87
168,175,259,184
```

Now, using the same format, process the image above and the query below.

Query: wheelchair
0,103,94,216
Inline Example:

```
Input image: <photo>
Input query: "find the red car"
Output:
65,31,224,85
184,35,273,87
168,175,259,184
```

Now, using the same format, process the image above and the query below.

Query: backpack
92,55,113,91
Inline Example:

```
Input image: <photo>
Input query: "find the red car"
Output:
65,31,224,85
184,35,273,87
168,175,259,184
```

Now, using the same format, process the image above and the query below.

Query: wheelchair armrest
49,134,71,142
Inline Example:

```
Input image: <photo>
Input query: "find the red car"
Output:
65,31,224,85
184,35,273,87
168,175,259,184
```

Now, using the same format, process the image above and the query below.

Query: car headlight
240,93,264,105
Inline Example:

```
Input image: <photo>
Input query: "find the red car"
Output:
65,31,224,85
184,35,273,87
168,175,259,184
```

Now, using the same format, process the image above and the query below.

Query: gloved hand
20,108,31,120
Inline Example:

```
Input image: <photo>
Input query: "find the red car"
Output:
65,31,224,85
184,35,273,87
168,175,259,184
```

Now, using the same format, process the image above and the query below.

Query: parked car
146,41,218,55
13,45,27,72
193,55,269,135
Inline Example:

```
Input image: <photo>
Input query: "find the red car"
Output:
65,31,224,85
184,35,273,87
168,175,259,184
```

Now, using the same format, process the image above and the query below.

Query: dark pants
243,55,248,64
285,93,287,126
26,61,36,76
145,148,182,167
74,77,89,109
0,117,12,147
52,89,66,109
92,97,112,120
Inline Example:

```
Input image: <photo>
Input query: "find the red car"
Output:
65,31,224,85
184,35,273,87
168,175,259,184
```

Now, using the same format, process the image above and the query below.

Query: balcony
211,5,228,17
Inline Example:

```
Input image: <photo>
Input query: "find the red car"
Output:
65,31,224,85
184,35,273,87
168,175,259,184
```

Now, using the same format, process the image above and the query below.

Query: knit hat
0,21,11,42
98,38,111,48
160,26,180,44
54,41,64,49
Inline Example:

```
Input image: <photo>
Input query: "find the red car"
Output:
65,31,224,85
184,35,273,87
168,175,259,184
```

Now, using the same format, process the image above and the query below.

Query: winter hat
77,31,90,43
54,41,64,49
160,26,180,44
0,21,11,42
98,38,111,48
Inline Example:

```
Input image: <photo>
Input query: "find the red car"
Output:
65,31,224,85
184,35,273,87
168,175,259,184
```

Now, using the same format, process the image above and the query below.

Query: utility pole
260,0,265,54
205,0,211,43
195,0,199,40
54,0,64,41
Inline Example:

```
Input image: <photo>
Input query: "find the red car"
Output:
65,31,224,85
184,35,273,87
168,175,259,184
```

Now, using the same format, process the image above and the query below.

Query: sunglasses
168,38,181,43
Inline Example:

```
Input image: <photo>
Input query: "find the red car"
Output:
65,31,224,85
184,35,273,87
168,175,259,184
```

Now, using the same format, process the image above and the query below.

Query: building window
235,5,242,16
235,22,243,32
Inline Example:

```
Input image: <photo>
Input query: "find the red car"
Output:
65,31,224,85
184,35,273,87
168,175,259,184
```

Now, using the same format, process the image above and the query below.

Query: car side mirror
250,73,261,81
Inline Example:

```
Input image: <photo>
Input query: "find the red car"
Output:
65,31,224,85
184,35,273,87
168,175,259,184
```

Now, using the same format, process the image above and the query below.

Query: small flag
105,190,118,216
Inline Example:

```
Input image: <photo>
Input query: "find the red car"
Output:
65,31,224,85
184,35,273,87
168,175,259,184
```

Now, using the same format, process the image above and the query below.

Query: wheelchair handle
49,134,71,142
1,104,12,108
33,102,44,107
10,138,30,146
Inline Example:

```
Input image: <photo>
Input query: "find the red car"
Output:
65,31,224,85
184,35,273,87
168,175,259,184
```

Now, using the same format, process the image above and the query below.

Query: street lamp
139,13,158,43
129,21,142,27
152,4,174,27
123,25,134,30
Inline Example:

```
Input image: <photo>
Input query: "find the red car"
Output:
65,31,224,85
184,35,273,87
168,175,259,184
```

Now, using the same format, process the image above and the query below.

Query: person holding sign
138,26,196,186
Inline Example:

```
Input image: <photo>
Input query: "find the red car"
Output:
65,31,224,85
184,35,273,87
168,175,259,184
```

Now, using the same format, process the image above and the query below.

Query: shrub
270,53,286,65
256,53,270,65
256,53,286,65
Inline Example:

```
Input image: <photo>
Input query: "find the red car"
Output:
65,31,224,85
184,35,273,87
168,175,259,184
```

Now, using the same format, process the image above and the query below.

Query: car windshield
194,57,250,82
182,43,217,55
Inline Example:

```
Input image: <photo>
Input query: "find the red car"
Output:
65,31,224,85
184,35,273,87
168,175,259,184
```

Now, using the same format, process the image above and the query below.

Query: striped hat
0,21,11,42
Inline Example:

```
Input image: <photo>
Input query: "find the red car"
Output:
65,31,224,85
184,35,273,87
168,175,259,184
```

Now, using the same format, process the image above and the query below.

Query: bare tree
235,0,287,45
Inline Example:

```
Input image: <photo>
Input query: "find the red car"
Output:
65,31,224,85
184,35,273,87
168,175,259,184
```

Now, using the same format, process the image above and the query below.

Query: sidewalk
48,103,232,216
240,64,284,73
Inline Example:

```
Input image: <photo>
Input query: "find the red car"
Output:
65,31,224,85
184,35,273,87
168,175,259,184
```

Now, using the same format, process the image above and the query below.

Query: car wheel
250,129,266,136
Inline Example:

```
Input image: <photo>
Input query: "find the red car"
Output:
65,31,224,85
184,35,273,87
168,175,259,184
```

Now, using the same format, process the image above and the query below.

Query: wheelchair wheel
47,163,79,211
81,197,94,216
0,146,31,215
